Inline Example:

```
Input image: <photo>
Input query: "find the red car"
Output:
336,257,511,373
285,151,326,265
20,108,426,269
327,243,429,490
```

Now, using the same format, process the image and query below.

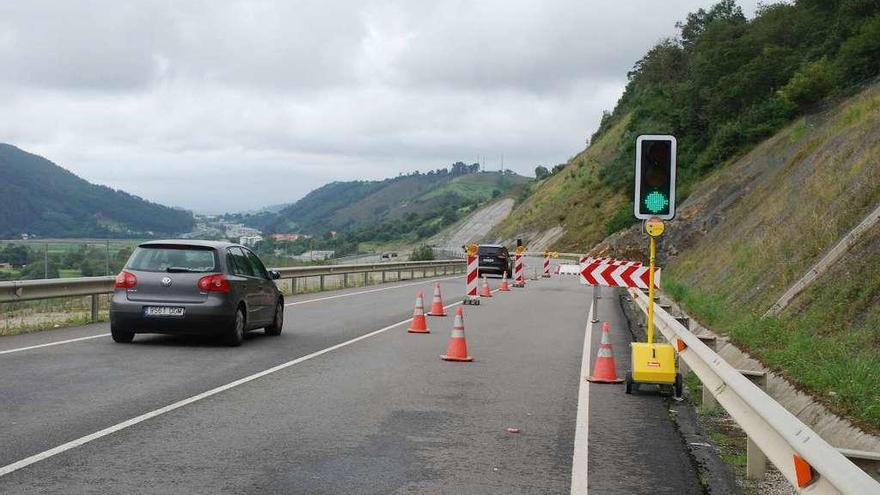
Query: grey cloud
0,0,761,213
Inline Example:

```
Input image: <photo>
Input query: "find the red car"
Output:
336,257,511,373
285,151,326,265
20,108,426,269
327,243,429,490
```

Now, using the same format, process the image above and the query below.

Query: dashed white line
0,298,465,478
285,275,459,306
0,276,462,356
570,301,594,495
0,334,111,355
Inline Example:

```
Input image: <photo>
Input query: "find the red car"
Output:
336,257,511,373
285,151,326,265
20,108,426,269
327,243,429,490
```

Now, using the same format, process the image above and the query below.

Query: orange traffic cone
427,282,447,316
441,307,473,362
499,271,511,291
588,322,623,383
479,275,492,297
408,291,430,334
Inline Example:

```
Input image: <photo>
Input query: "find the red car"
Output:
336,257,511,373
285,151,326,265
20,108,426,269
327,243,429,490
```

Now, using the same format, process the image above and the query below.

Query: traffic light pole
647,235,656,345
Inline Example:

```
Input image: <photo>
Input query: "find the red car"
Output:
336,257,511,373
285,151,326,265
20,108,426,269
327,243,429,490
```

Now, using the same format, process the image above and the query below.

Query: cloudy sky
1,1,759,213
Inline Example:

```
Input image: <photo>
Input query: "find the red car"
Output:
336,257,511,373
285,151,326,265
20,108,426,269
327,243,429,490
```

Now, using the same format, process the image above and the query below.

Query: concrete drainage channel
618,288,880,494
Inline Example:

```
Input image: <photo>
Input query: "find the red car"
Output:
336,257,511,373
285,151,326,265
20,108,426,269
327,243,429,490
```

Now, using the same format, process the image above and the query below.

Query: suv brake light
115,271,138,289
198,273,230,293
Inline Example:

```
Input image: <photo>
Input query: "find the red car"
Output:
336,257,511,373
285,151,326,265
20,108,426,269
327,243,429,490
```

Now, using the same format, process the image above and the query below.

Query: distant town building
0,262,12,269
225,224,261,238
271,233,303,242
239,235,264,247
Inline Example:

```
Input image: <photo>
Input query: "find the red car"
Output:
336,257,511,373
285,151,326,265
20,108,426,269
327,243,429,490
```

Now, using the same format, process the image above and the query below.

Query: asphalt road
0,272,700,493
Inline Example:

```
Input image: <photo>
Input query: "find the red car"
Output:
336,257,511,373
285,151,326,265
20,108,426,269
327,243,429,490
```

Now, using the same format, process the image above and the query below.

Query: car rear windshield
127,246,218,273
478,246,505,255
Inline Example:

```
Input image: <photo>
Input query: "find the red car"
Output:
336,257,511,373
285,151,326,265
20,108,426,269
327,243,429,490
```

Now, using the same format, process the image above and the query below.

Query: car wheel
226,307,245,347
110,324,134,343
265,301,284,336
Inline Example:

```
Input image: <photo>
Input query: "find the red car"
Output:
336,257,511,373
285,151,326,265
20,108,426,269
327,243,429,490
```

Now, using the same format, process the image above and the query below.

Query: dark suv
109,240,284,346
477,244,513,277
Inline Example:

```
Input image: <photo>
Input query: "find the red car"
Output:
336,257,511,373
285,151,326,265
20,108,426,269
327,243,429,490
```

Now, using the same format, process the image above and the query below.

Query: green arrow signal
644,191,669,213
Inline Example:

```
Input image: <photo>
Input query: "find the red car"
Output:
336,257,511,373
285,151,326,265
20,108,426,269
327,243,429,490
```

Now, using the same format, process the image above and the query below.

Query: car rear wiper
166,266,200,273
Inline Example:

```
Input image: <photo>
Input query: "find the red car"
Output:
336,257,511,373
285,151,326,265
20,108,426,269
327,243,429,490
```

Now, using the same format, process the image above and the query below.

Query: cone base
427,311,448,317
479,293,492,298
408,328,430,334
441,354,473,362
588,376,624,383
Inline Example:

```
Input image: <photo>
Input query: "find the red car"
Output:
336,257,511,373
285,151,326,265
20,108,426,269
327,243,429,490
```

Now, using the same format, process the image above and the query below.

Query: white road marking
0,334,111,356
0,298,465,478
0,275,462,356
570,300,594,495
285,275,460,306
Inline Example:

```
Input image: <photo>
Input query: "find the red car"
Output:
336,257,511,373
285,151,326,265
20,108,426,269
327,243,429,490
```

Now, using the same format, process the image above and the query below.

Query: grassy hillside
0,144,194,238
493,0,880,429
493,114,633,249
662,87,880,429
254,168,528,236
497,0,880,251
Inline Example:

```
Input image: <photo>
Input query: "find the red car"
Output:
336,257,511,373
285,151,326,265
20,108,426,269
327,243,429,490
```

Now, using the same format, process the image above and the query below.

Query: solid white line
0,333,111,356
570,300,594,495
0,298,465,478
285,275,459,306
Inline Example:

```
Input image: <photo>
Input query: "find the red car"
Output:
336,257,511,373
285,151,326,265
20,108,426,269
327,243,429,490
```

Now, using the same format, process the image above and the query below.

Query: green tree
410,245,435,261
21,260,59,280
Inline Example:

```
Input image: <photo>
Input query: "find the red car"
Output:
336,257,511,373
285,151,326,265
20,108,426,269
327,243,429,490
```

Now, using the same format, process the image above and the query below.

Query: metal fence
628,288,880,494
0,260,466,323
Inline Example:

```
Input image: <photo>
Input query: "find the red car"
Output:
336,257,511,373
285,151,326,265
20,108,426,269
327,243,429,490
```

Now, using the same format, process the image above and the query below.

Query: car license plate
482,258,494,263
144,306,185,318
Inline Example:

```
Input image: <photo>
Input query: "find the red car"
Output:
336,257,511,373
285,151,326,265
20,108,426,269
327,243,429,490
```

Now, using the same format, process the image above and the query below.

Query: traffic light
634,135,677,220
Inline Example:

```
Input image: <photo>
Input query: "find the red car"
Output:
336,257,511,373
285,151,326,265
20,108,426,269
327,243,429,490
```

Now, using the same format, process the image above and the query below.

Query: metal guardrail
0,259,466,305
628,288,880,494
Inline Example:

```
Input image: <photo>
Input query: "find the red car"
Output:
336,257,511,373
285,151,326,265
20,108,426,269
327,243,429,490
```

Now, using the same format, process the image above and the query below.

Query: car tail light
115,271,138,289
198,273,230,293
497,253,508,259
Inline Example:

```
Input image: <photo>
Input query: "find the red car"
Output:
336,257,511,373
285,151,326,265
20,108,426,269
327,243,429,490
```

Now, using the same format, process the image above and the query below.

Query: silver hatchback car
110,240,284,346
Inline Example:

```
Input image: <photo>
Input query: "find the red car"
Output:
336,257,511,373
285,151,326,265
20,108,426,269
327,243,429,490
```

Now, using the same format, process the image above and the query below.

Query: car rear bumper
477,264,510,275
110,292,235,335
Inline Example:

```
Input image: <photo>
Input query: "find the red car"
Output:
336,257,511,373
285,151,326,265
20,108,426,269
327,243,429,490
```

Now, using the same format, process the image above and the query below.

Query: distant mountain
248,165,529,236
0,144,194,238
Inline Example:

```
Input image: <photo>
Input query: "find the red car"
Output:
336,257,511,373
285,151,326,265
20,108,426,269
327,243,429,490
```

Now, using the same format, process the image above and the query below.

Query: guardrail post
320,275,325,291
591,286,599,323
397,270,401,280
382,271,386,283
363,272,368,287
343,273,348,288
699,336,719,410
90,294,99,322
291,278,297,295
411,270,415,280
741,371,769,480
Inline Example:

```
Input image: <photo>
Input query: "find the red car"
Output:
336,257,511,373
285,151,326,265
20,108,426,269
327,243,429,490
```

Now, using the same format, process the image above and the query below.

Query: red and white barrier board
579,259,659,289
466,255,479,301
543,256,551,277
514,254,525,287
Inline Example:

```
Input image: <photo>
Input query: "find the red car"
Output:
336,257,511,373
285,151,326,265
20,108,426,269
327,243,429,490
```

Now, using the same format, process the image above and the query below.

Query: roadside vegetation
498,0,880,250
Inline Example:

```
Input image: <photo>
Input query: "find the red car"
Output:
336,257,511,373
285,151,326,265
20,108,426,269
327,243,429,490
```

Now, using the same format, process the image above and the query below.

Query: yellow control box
631,343,676,383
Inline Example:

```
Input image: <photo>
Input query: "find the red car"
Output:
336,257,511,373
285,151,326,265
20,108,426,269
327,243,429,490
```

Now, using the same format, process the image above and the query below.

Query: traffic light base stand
626,343,682,397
